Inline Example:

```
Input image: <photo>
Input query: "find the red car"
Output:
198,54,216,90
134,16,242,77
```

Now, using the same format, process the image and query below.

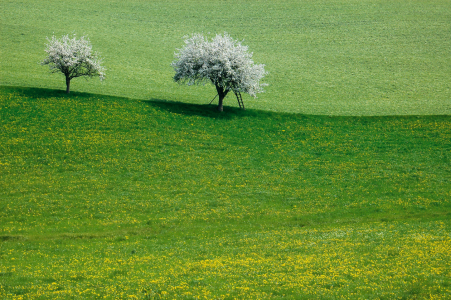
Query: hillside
1,86,450,298
1,0,450,115
1,0,450,298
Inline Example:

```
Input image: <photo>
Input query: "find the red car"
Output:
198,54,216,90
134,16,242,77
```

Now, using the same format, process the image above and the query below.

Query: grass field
1,0,451,299
1,0,450,115
1,86,450,298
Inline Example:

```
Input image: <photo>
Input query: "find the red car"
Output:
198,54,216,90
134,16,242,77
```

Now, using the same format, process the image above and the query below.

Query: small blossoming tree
171,33,268,111
41,34,105,94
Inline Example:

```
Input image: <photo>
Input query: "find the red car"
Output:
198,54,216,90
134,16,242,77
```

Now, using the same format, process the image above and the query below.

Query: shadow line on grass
1,86,255,119
0,85,104,100
142,98,261,119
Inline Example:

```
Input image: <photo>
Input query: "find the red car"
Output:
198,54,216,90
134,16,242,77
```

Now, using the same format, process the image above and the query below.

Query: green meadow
1,0,451,299
1,0,450,115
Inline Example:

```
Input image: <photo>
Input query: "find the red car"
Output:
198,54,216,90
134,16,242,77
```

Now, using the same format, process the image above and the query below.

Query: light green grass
1,86,450,298
1,0,450,115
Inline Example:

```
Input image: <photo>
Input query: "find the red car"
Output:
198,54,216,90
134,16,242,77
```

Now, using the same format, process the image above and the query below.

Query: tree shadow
1,85,267,119
142,98,261,119
0,85,103,99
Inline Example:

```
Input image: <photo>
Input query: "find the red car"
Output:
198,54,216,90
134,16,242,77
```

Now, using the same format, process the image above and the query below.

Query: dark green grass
1,0,450,115
1,86,450,298
1,86,450,236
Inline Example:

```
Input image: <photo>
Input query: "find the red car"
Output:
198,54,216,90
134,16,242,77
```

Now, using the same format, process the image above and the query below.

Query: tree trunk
66,76,71,94
215,84,229,112
217,94,224,112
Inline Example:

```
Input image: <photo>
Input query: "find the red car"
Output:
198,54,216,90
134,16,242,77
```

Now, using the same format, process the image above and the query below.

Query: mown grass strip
1,0,450,115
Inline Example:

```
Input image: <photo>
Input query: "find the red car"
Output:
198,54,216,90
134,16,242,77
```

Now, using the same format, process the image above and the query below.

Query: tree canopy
172,33,268,111
41,34,105,94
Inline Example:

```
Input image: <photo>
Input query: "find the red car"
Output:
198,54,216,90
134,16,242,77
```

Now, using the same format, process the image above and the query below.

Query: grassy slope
1,0,450,115
1,86,450,299
1,0,451,298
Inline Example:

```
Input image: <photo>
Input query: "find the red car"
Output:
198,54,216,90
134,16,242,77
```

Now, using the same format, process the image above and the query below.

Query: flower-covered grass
1,86,450,299
1,1,450,298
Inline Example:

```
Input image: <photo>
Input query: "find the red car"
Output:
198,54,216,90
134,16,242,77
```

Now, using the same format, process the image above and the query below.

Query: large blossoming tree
41,34,105,94
171,33,268,111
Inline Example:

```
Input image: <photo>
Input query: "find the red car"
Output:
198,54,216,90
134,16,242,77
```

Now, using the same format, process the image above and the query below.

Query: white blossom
171,33,268,111
41,34,105,93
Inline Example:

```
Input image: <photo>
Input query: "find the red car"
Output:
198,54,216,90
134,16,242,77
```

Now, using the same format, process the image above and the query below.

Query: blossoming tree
171,33,268,111
41,34,105,94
